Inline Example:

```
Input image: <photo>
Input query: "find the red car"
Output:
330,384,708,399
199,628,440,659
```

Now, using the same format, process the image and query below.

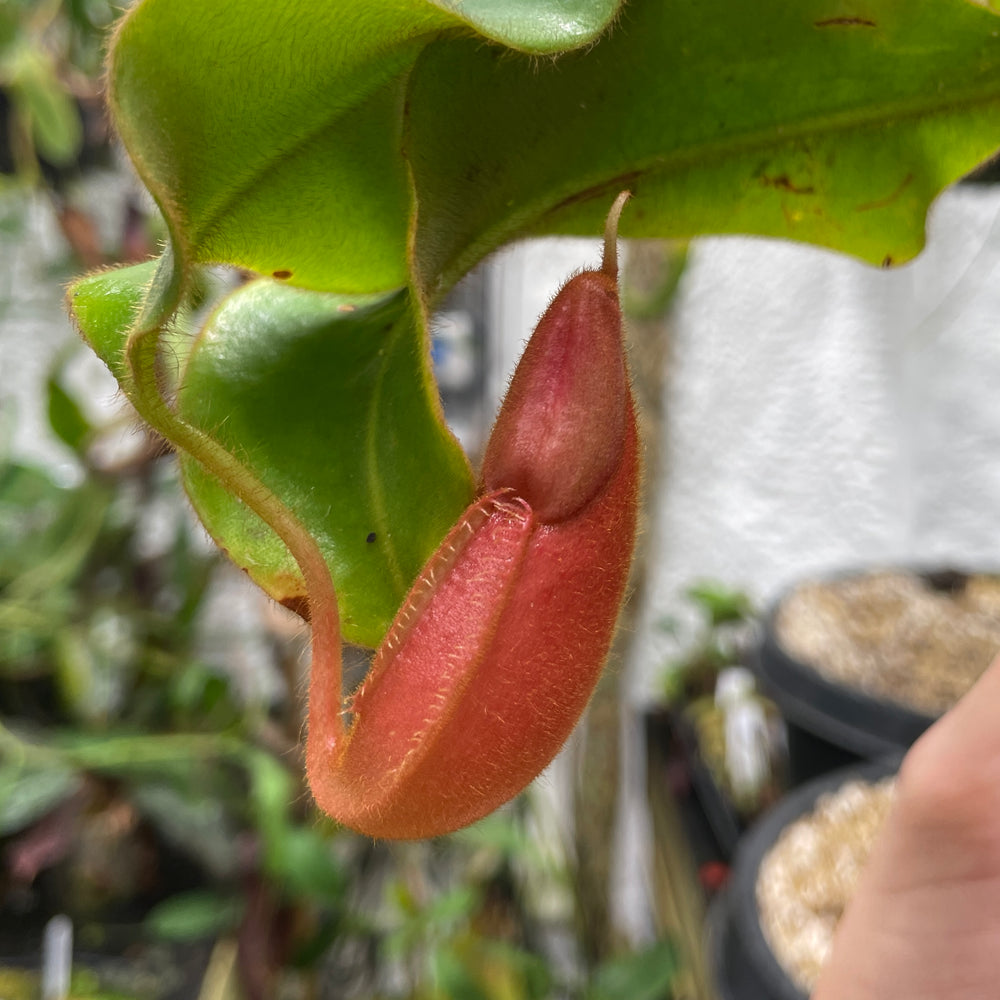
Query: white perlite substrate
756,777,896,992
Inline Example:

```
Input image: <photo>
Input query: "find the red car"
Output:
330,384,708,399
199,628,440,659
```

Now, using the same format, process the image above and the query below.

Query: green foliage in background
0,0,115,182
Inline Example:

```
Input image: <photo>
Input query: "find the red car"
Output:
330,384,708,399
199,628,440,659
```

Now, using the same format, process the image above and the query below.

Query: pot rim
721,756,903,1000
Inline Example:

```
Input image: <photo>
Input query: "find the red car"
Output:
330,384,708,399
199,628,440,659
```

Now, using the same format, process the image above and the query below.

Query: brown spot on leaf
881,255,894,269
272,269,293,280
815,16,877,27
338,303,356,313
761,174,815,195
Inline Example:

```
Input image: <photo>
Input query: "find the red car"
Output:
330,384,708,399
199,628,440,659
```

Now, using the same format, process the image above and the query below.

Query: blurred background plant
1,0,111,178
0,0,133,268
658,583,756,707
655,583,784,843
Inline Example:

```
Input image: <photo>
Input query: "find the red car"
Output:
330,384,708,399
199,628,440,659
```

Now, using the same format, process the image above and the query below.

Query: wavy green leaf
67,260,159,380
177,281,473,646
107,0,623,294
107,0,1000,303
145,889,244,942
407,0,1000,290
68,264,474,645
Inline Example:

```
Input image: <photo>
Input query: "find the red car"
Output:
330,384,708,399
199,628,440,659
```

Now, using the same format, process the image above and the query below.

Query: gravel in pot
709,758,899,1000
754,568,1000,783
777,569,1000,715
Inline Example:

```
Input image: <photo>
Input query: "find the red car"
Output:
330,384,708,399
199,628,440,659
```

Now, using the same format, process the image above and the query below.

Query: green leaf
247,751,295,854
454,811,547,868
0,760,80,836
246,751,345,903
129,780,241,881
384,882,482,960
6,44,83,166
407,0,1000,290
106,0,1000,302
176,279,473,646
0,475,109,598
53,625,116,725
685,582,753,628
67,260,159,380
107,0,622,294
428,947,492,1000
144,889,244,941
0,461,62,507
585,940,679,1000
0,8,21,58
423,885,481,927
47,373,92,453
428,939,552,1000
68,263,473,644
51,730,242,778
0,461,68,584
270,827,348,904
168,662,241,733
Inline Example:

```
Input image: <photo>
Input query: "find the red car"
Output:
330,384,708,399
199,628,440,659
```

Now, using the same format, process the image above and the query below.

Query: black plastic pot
674,710,745,859
708,757,900,1000
753,573,944,786
644,708,734,871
